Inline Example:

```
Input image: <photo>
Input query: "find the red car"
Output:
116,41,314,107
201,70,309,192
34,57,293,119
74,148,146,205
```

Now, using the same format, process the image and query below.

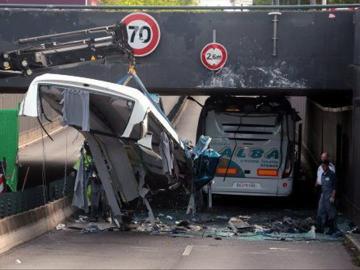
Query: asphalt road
0,230,356,269
11,95,356,269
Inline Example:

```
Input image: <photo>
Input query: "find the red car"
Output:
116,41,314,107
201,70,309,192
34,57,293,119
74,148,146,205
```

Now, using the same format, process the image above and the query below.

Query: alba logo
220,148,280,160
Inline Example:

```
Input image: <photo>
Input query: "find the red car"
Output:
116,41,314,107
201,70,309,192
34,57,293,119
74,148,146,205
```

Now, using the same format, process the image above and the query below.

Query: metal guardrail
48,176,75,201
0,4,359,11
0,177,74,219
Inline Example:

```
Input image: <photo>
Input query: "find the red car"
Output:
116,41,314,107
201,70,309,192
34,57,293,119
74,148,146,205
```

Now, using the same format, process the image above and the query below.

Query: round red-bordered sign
0,174,4,194
121,12,161,57
200,42,228,71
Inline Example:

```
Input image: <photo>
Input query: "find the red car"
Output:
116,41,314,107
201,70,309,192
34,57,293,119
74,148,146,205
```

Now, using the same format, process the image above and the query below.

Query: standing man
316,160,337,234
315,152,335,187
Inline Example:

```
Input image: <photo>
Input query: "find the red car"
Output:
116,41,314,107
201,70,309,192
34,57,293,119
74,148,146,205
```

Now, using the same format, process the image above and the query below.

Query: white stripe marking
18,126,65,149
182,245,193,256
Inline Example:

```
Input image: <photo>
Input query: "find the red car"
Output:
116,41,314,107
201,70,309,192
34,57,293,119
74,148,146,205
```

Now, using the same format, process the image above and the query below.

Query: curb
344,234,360,266
0,197,73,255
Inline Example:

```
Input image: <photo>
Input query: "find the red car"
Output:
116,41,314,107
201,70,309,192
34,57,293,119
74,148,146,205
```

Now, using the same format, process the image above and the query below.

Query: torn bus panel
62,89,90,131
19,73,220,222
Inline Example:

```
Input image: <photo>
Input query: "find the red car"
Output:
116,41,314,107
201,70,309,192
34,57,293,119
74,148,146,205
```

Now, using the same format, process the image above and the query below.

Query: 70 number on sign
127,20,152,50
121,12,161,57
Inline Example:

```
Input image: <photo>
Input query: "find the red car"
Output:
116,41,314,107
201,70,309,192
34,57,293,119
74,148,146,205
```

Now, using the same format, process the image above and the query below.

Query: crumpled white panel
19,80,39,117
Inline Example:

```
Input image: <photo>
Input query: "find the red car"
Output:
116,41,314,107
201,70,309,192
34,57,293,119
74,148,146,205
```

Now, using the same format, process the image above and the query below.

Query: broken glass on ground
124,208,352,242
62,201,354,242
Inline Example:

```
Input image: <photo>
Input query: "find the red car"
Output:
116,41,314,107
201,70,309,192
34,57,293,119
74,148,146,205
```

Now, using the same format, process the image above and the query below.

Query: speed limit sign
200,42,228,71
121,12,161,57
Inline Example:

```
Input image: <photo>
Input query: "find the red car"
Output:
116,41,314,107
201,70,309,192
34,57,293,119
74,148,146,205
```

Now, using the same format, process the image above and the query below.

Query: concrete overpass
0,5,358,95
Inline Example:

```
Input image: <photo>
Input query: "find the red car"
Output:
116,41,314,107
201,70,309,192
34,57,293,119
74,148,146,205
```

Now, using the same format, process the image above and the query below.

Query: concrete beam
0,10,355,93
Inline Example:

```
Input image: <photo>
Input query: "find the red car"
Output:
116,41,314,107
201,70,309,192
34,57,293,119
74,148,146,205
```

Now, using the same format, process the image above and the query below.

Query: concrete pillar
348,11,360,225
348,66,360,225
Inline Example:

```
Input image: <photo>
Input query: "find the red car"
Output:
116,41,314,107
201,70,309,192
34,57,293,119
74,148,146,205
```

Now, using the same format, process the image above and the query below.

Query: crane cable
40,124,47,205
62,130,68,197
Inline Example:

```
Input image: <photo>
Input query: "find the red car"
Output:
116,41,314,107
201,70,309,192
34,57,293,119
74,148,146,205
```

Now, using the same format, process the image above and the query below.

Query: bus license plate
233,182,261,189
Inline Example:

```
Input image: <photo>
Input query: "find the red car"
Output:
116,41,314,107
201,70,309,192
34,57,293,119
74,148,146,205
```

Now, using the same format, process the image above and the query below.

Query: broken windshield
39,84,135,137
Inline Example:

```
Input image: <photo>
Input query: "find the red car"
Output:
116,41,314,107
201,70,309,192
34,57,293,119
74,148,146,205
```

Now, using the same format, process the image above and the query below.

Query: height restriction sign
121,12,161,57
200,42,228,71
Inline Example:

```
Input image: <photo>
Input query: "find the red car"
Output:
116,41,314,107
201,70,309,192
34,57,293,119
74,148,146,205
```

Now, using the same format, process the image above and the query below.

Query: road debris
75,215,89,223
61,207,352,242
306,226,316,240
269,216,315,234
81,223,101,234
125,210,319,241
228,216,254,234
215,215,229,221
56,223,66,231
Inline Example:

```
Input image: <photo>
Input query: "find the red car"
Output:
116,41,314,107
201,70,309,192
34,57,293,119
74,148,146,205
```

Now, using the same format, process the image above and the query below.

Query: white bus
197,96,300,197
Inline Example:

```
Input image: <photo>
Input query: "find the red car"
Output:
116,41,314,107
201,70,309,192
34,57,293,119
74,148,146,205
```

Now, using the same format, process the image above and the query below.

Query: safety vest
0,174,5,194
73,153,92,171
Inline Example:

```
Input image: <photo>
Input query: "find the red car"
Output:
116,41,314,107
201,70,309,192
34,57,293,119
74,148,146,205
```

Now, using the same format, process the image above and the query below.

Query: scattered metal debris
56,223,66,231
62,208,353,242
132,209,352,241
228,217,254,234
81,223,101,234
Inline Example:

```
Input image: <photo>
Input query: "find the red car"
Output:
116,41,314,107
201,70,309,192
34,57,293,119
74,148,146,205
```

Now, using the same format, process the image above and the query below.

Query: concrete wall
303,98,352,211
0,197,73,254
341,11,360,225
304,99,352,165
0,9,355,94
347,66,360,225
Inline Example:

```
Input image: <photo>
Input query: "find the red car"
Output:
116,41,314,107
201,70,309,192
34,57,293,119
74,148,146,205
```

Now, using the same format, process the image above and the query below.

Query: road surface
11,96,357,269
0,230,356,269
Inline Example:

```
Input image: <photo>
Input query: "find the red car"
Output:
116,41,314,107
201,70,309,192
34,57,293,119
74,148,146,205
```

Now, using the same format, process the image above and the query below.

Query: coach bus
197,96,300,197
